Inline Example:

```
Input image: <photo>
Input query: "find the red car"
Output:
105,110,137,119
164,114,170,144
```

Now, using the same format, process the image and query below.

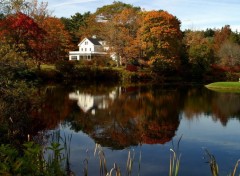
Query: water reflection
65,85,240,149
2,84,240,148
183,87,240,125
1,83,240,175
69,87,119,114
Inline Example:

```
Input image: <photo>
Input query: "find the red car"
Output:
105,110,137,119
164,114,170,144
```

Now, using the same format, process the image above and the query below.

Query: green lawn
205,82,240,92
40,64,56,70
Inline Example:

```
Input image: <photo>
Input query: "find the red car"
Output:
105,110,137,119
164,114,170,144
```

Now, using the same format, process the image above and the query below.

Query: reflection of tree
139,89,181,144
0,84,75,146
183,87,212,119
0,83,47,146
211,93,240,125
31,86,75,130
183,86,240,126
4,81,240,151
67,85,181,149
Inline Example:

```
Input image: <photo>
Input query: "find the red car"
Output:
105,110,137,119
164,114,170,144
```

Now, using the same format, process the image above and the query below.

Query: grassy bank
205,82,240,92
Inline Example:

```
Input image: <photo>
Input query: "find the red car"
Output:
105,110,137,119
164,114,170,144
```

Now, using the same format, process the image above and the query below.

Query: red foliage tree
0,12,45,60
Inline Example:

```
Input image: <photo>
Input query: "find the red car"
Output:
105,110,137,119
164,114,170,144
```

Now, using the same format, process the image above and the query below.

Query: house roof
87,38,102,45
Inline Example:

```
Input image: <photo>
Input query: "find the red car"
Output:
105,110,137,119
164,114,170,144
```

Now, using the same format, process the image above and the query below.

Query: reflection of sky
178,113,240,149
175,114,240,176
54,113,240,176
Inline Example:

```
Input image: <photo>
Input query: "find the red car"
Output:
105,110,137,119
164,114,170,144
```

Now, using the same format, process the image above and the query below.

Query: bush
121,70,139,82
226,72,240,81
0,57,37,84
0,142,66,176
126,64,138,72
92,57,110,67
55,60,75,73
73,66,120,81
151,59,177,76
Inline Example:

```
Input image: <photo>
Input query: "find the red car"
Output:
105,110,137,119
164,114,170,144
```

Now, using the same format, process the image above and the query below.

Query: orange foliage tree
36,17,73,63
78,14,105,40
213,25,231,52
104,8,142,65
140,10,182,73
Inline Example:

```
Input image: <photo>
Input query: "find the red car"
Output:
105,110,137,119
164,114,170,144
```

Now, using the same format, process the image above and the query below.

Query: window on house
71,56,78,60
85,41,88,45
90,48,91,51
85,48,87,51
81,48,83,51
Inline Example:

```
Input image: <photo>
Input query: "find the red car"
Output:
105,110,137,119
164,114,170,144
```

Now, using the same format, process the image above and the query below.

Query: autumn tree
0,12,45,60
213,25,240,67
95,1,140,20
214,25,231,52
103,8,142,65
217,40,240,66
78,13,105,40
26,0,51,23
184,31,214,78
140,10,182,74
37,17,73,63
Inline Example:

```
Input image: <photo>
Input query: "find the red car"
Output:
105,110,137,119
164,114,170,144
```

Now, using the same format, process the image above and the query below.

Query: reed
94,144,108,176
204,149,219,176
229,159,240,176
169,148,181,176
204,149,240,176
169,135,182,176
108,163,121,176
126,149,135,176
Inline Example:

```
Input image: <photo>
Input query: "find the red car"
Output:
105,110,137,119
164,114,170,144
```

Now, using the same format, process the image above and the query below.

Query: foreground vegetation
0,139,239,176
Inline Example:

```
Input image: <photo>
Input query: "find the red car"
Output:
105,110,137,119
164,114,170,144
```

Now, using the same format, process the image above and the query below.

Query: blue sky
48,0,240,31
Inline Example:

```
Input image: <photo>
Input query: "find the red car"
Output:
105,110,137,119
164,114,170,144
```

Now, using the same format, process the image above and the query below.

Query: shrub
126,64,138,72
55,60,75,73
0,57,37,83
151,59,176,76
226,72,239,81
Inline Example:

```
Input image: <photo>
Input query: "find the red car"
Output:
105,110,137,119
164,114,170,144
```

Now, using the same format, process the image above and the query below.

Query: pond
4,83,240,175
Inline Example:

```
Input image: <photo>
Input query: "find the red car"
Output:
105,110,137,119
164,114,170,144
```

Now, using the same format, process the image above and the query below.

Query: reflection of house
69,36,116,61
69,88,120,114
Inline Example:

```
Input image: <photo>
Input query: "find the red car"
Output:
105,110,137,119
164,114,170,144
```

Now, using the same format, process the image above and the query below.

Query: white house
69,37,115,61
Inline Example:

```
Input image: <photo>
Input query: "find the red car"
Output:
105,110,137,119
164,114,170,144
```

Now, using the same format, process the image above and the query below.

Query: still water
41,84,240,176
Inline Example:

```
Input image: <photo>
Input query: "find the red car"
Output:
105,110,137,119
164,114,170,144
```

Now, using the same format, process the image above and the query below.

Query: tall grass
204,149,219,176
93,144,136,176
169,135,182,176
169,149,181,176
1,133,239,176
204,149,240,176
229,159,240,176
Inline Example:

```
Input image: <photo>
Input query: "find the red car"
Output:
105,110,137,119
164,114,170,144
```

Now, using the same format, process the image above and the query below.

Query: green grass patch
40,64,56,70
205,82,240,93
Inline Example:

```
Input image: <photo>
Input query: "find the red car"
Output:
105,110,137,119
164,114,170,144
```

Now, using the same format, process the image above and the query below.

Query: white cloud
51,0,97,8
